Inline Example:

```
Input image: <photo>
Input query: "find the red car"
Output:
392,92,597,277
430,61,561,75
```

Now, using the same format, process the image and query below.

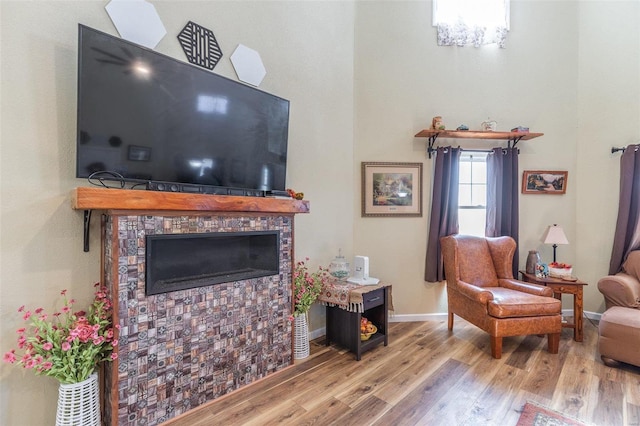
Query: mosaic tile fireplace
71,187,309,425
103,213,293,425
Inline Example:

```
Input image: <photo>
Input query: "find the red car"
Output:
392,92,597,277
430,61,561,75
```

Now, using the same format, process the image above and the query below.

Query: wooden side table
519,271,588,342
325,285,390,360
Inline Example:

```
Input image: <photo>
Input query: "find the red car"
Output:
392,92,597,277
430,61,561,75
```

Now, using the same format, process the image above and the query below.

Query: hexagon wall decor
105,0,166,49
177,21,223,70
230,44,267,87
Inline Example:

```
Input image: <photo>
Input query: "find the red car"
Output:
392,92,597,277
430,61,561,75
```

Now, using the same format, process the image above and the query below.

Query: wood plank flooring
167,317,640,426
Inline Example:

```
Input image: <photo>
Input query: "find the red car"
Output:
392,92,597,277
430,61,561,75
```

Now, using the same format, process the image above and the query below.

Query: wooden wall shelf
71,187,310,252
414,129,544,158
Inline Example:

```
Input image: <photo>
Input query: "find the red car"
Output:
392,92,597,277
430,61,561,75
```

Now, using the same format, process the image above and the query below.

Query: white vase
294,313,310,359
55,372,100,426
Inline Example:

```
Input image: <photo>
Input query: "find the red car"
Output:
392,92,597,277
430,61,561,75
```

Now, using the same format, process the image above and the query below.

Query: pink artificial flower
16,328,25,334
111,339,118,347
42,342,53,351
68,299,75,305
288,315,294,322
110,353,118,360
60,289,67,296
25,359,36,369
75,311,86,317
22,311,31,321
17,305,25,313
61,306,70,313
61,342,71,351
42,361,53,370
70,322,95,343
17,336,27,349
93,336,104,345
34,308,43,314
3,351,17,363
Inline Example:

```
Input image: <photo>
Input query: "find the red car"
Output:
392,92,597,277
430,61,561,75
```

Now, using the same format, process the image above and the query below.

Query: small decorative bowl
361,324,377,341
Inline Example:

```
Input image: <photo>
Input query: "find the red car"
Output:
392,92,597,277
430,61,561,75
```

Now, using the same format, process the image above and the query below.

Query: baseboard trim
309,310,602,338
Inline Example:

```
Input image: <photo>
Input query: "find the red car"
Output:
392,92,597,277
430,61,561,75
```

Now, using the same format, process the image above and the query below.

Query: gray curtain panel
609,145,640,274
425,146,460,282
486,147,520,277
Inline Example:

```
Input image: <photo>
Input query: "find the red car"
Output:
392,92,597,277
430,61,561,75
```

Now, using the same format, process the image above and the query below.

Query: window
458,152,487,237
432,0,510,48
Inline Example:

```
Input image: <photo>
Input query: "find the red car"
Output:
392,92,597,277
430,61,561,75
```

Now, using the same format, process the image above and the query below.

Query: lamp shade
541,224,569,245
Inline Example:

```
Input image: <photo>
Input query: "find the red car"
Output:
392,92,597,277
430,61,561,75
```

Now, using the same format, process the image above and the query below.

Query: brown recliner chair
597,250,640,368
440,234,562,359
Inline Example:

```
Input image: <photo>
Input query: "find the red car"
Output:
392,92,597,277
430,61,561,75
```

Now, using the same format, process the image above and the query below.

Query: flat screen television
76,24,289,196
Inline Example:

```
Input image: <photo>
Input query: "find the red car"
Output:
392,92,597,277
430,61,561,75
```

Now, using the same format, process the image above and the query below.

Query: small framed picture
361,162,422,217
522,170,568,194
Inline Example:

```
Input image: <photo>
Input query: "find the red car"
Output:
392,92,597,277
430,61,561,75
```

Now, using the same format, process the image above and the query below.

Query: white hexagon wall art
230,44,267,87
105,0,166,49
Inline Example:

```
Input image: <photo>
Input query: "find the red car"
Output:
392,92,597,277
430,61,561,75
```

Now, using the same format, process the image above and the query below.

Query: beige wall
353,0,639,317
0,1,354,424
1,1,639,424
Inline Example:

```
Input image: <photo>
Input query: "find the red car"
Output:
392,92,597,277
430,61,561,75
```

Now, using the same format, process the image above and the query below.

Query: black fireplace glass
145,231,279,295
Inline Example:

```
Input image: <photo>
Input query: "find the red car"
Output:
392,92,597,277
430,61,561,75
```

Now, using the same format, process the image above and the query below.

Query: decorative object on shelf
522,170,568,194
456,124,469,131
56,372,100,426
431,116,445,130
541,224,569,263
535,262,549,278
105,0,166,49
329,249,350,280
347,255,380,285
481,118,497,131
361,162,423,217
548,262,573,279
511,126,529,133
177,21,223,70
286,188,304,200
291,258,329,359
360,317,377,341
526,250,541,274
3,285,118,425
230,44,266,87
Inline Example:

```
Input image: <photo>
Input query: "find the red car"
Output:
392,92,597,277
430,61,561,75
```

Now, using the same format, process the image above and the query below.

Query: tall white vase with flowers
3,284,118,425
291,258,329,359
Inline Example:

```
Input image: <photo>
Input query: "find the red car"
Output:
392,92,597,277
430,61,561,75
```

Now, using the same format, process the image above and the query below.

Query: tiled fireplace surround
71,188,309,426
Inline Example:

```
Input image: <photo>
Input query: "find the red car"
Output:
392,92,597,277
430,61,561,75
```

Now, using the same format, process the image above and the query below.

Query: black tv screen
76,25,289,194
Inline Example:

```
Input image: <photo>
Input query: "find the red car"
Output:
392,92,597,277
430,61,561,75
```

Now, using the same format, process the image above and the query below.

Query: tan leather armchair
597,250,640,368
440,234,562,359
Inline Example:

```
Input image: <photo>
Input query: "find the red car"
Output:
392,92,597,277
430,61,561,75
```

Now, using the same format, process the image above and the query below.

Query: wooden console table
519,271,588,342
319,281,391,360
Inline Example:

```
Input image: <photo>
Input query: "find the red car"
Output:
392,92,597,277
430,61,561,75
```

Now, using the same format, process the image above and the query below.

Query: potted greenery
291,258,329,359
3,284,118,425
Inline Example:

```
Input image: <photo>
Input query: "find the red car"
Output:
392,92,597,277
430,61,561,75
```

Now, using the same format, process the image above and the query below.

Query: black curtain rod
611,145,640,154
428,147,519,157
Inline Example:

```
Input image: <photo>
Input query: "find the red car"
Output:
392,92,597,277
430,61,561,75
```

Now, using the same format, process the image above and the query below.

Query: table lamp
541,224,569,263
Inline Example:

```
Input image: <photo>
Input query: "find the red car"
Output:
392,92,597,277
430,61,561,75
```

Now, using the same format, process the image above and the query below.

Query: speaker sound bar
146,182,266,197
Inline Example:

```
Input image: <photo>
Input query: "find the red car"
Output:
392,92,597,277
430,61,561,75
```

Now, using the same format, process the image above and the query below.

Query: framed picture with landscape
522,170,568,194
361,162,422,217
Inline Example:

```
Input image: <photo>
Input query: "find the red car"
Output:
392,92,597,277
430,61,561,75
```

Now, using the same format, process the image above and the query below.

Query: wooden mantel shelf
71,187,310,214
72,187,309,252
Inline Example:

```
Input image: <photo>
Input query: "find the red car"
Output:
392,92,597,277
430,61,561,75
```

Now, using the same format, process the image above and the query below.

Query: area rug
517,402,589,426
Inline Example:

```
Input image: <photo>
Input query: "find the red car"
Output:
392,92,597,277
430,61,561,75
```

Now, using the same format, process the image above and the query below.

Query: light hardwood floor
168,318,640,426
